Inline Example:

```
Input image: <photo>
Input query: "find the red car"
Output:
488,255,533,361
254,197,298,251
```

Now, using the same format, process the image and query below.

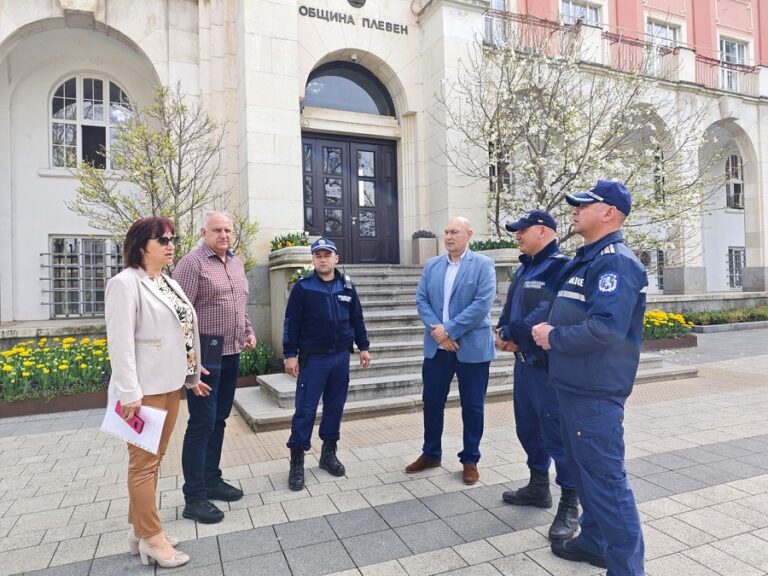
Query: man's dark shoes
405,455,441,473
551,538,607,568
319,441,346,477
548,488,579,542
182,498,224,524
502,469,552,508
288,446,305,491
206,479,243,502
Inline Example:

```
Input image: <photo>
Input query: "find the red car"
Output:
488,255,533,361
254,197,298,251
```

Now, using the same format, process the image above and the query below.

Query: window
485,0,507,46
42,237,123,317
488,141,511,194
719,38,747,92
303,62,395,116
646,20,678,75
727,247,745,289
653,146,665,201
725,154,744,209
51,76,132,169
656,249,665,291
561,0,599,26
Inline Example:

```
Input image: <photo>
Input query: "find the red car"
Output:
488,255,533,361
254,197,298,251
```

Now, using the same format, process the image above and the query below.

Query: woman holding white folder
105,217,210,569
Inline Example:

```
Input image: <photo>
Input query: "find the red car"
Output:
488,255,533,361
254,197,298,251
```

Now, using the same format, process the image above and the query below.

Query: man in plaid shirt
174,211,256,524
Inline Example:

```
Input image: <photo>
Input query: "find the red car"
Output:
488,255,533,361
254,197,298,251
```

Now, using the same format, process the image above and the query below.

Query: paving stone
394,519,464,554
25,560,93,576
683,543,765,576
524,545,605,576
645,552,720,576
440,562,503,575
711,501,768,528
330,490,370,513
217,526,279,562
6,492,64,516
488,504,554,531
359,559,408,576
637,497,692,519
712,532,768,571
0,528,45,552
196,509,254,538
336,475,385,492
421,492,483,518
648,516,716,547
360,484,414,507
397,547,466,575
223,550,290,576
491,553,553,576
173,536,222,571
11,507,73,534
487,528,550,556
641,452,698,471
375,499,438,528
463,484,509,509
452,539,503,565
703,442,754,459
626,459,667,477
428,473,482,493
261,487,312,505
444,510,510,541
70,500,110,523
59,488,98,508
342,529,411,566
93,528,130,558
624,477,673,503
274,516,337,550
42,523,86,544
282,494,339,521
400,479,443,499
677,507,754,539
643,524,689,560
284,539,355,576
327,507,388,538
89,552,154,575
49,533,99,566
644,470,709,493
0,541,58,575
248,502,289,528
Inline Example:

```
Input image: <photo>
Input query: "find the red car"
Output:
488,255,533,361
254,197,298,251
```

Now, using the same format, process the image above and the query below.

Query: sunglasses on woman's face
152,236,180,247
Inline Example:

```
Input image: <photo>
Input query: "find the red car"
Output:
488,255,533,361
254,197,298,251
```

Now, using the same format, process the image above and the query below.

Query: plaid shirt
173,244,254,356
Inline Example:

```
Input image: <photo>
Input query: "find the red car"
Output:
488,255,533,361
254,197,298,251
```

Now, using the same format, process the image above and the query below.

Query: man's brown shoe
405,455,441,473
463,463,479,485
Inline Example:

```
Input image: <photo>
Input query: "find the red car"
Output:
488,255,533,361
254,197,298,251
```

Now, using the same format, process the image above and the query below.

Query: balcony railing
695,54,758,96
483,11,580,57
602,31,679,79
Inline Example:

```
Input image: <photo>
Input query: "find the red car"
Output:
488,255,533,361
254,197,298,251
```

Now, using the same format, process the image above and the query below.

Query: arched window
50,75,132,169
304,62,395,116
725,154,744,209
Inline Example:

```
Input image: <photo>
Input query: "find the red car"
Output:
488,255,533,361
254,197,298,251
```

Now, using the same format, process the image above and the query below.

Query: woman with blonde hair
106,216,211,568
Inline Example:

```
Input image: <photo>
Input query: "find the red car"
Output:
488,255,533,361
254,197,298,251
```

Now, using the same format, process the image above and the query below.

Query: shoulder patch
599,244,616,256
597,272,619,294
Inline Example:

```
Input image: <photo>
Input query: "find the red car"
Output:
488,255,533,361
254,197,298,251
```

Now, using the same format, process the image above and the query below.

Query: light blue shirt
442,250,467,323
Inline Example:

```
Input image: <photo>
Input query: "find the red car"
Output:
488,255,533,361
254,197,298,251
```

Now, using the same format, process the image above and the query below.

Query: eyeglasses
152,236,180,246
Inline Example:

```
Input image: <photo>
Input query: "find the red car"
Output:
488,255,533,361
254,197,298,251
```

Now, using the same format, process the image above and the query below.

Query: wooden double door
301,134,399,264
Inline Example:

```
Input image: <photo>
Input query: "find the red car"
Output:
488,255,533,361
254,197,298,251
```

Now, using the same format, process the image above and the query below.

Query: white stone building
1,0,767,342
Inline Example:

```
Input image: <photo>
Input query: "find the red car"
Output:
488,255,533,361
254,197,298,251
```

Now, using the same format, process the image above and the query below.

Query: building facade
1,0,767,339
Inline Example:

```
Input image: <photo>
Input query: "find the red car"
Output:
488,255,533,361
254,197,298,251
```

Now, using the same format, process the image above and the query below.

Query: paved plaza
1,330,768,575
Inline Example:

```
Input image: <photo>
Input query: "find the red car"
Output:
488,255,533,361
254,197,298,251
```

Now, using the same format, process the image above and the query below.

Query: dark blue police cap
310,238,337,254
566,179,632,216
505,209,557,232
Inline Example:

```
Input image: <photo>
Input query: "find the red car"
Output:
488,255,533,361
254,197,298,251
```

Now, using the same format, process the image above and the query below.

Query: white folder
100,395,168,455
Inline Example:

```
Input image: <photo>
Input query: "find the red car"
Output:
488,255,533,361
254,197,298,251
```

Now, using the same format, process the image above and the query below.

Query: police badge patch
597,272,619,294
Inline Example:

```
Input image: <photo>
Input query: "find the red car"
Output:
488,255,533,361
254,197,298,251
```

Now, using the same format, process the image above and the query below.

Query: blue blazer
416,250,497,363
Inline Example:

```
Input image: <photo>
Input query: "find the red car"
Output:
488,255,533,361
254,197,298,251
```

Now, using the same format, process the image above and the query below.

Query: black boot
502,469,552,508
288,446,305,491
319,441,346,476
548,488,579,542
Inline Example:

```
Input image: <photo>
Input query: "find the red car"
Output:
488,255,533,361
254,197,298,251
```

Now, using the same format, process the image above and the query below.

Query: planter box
411,237,437,265
236,375,259,388
691,320,768,334
641,335,697,352
0,389,107,419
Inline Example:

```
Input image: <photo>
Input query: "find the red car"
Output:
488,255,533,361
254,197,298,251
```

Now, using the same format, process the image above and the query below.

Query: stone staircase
234,264,698,431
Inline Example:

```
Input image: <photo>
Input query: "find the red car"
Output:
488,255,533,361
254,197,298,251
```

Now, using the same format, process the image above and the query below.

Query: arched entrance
301,61,399,263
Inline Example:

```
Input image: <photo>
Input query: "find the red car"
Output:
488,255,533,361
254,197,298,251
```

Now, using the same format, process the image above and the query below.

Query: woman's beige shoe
128,528,179,555
138,538,190,568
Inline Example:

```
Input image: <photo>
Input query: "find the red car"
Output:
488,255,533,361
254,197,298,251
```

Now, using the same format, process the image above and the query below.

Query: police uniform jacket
283,269,369,358
497,240,570,362
547,231,648,398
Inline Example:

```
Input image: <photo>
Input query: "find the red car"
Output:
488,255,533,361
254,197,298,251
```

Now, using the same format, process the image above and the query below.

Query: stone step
356,288,417,301
363,308,504,328
348,352,516,377
234,355,696,432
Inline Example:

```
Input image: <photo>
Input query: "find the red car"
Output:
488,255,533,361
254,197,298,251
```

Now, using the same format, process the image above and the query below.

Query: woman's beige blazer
105,266,202,404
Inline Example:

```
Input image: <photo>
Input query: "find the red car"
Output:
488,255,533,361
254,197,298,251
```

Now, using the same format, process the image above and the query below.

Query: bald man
405,217,496,485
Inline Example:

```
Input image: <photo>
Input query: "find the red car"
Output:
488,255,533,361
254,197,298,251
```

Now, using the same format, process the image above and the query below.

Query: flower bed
1,337,109,403
684,305,768,326
643,309,692,341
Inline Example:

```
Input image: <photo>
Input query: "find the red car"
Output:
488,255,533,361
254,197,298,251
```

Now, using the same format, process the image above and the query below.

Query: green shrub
239,342,278,377
684,305,768,326
469,237,518,251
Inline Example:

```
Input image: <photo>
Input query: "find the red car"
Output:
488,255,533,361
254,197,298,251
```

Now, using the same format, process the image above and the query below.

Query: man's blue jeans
182,353,240,503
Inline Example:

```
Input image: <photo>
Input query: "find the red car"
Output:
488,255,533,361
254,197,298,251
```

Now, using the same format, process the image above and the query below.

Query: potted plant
411,230,437,265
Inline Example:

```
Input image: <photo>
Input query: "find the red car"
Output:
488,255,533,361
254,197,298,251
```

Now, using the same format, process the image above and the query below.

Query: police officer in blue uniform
283,238,371,491
533,180,646,575
496,209,578,542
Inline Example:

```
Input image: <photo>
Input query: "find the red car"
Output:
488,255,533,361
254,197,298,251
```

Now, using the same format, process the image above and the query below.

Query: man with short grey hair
174,211,256,524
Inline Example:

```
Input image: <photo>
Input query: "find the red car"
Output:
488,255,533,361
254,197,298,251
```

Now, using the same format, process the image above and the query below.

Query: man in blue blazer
405,217,497,484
